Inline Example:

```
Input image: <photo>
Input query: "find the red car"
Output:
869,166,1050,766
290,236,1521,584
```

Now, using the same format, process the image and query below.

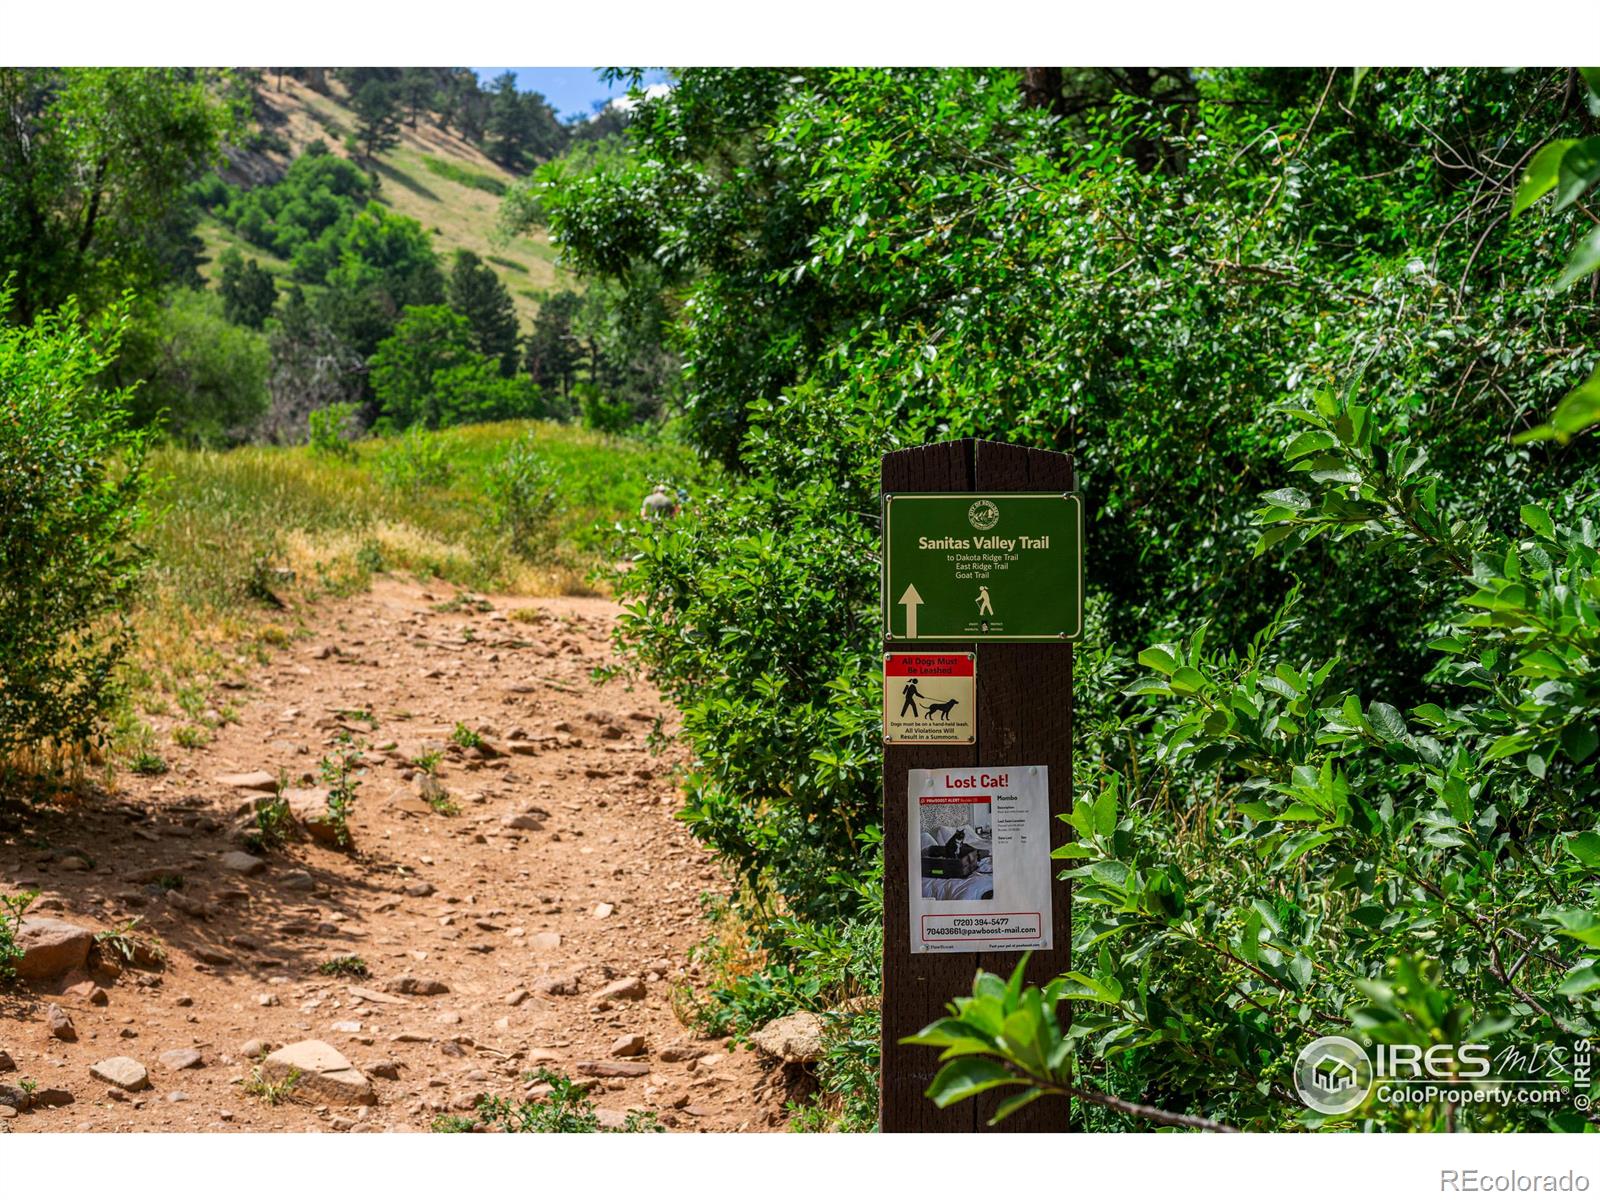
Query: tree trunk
1020,68,1067,118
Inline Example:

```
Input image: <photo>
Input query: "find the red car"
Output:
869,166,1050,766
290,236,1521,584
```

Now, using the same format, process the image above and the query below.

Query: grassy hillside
199,75,569,323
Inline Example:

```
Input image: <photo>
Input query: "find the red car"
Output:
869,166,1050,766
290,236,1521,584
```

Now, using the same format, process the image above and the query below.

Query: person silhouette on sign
976,586,994,616
900,677,926,718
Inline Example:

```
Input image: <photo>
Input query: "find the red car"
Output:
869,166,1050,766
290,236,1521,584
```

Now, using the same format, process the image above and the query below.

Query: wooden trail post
879,438,1076,1133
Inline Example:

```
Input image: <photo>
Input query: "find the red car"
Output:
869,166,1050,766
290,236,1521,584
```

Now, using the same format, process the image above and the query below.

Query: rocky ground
0,578,810,1132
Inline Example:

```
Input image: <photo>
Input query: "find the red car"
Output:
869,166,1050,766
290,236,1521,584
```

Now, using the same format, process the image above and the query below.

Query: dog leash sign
883,653,976,745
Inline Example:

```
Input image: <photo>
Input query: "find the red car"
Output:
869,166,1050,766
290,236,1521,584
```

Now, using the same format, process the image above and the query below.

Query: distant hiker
976,585,993,616
900,677,926,718
641,485,678,521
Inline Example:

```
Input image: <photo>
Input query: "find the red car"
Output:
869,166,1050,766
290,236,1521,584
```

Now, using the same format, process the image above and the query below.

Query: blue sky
472,68,669,121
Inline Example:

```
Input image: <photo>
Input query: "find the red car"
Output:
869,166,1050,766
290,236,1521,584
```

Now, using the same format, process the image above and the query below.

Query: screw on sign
879,438,1075,1133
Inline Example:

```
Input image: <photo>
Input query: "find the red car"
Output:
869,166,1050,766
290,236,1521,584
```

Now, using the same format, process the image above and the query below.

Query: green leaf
925,1057,1023,1108
1412,703,1449,726
987,1087,1045,1125
1550,366,1600,438
1262,487,1311,511
1565,831,1600,870
1554,137,1600,211
1549,910,1600,949
1483,733,1532,762
1169,666,1208,696
1137,645,1178,676
1092,787,1118,839
1556,964,1600,996
1368,701,1407,743
1556,225,1600,291
1519,504,1555,541
1289,953,1314,990
1512,140,1575,218
1561,721,1599,765
1284,430,1336,460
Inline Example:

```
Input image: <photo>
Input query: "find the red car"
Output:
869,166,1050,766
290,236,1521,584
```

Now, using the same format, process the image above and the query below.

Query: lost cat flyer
908,765,1052,954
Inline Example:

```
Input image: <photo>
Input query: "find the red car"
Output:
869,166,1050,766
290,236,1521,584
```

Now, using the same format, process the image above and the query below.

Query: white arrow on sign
898,583,923,639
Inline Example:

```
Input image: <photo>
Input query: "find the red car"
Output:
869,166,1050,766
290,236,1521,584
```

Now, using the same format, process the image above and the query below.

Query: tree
217,248,277,329
525,67,1600,1129
320,202,444,360
399,68,437,129
486,72,566,169
112,289,270,445
447,249,519,375
370,304,475,429
371,304,540,429
0,68,234,322
351,79,401,160
523,289,584,402
259,285,365,444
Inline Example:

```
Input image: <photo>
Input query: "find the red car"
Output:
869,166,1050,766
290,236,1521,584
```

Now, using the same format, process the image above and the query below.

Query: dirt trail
0,578,788,1131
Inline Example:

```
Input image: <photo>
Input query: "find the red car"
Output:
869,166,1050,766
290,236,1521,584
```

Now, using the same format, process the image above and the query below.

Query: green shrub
250,788,294,853
484,437,561,559
576,384,632,435
373,425,454,496
533,67,1600,1131
318,736,361,850
115,289,270,445
317,955,369,978
0,297,149,770
450,1070,662,1133
371,306,543,431
420,156,508,196
0,891,38,984
308,402,360,459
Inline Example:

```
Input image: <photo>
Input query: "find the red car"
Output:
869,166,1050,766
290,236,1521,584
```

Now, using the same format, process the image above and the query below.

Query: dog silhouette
925,698,959,721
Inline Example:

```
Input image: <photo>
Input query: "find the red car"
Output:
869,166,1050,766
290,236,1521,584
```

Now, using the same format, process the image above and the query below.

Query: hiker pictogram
976,585,993,616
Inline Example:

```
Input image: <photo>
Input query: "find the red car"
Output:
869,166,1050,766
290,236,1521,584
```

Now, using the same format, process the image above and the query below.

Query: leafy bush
457,1070,662,1133
371,305,542,430
202,143,373,281
308,402,360,459
535,67,1600,1129
484,437,561,558
218,249,278,329
318,736,361,850
421,155,508,196
0,891,38,984
373,425,454,495
115,289,270,445
919,389,1600,1131
0,297,149,770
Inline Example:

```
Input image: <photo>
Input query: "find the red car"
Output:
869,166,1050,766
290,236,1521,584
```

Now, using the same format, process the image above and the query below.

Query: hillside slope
200,73,570,324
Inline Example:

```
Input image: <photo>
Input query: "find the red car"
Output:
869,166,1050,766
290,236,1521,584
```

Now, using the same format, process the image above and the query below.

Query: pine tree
351,80,402,160
523,289,584,401
447,250,519,375
218,249,278,329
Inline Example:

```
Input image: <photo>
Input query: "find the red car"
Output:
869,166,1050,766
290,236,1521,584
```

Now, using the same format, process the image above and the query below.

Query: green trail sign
882,492,1083,642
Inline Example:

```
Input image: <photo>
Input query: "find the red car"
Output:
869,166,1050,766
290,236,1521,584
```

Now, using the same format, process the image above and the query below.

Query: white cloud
608,81,673,113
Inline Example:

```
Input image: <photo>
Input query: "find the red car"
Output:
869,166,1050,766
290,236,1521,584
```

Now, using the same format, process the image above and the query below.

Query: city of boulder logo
1294,1036,1374,1115
967,499,999,531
